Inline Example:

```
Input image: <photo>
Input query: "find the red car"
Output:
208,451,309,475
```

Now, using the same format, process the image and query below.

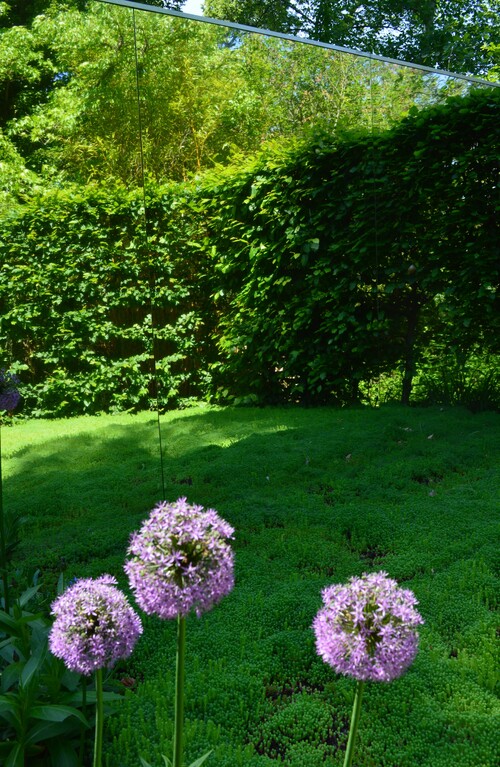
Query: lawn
2,404,499,766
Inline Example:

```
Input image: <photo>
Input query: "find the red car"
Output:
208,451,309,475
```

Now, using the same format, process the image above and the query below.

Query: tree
204,0,500,77
1,0,492,195
1,1,433,188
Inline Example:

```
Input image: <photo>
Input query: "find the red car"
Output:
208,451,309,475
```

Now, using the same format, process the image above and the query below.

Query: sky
182,0,204,15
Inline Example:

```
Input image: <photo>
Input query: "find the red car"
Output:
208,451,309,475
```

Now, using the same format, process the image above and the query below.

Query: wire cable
132,8,166,498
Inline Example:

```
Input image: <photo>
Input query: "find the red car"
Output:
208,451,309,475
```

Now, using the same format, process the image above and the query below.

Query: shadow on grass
3,405,499,584
3,418,164,578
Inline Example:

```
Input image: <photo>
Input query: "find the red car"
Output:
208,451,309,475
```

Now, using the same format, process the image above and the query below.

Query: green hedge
202,87,499,405
0,88,498,416
0,184,216,416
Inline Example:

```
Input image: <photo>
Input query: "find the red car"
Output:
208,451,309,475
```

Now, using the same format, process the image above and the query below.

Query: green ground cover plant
1,404,499,766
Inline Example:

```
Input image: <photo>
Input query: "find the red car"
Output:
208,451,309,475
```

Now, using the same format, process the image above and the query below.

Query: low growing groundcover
2,404,499,766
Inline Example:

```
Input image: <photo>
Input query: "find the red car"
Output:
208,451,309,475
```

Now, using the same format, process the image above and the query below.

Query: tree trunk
401,283,419,405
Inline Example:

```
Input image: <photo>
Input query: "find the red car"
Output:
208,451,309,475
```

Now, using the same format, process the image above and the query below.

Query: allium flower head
125,497,235,619
0,369,20,412
313,571,423,682
49,575,142,676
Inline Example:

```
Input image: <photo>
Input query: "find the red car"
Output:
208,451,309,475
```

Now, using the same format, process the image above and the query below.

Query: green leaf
25,718,82,746
188,751,213,767
17,585,40,608
5,741,24,767
0,611,22,637
0,693,22,728
20,638,47,689
0,743,17,755
65,690,122,705
46,737,80,767
30,704,88,725
1,661,22,692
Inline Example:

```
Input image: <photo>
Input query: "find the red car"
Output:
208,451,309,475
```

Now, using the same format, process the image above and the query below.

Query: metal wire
369,57,382,407
132,8,166,499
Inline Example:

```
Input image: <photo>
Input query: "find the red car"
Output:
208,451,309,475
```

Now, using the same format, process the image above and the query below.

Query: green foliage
1,87,499,414
0,184,216,416
0,581,88,767
3,3,423,189
139,750,213,767
253,693,343,762
205,0,500,77
412,347,500,412
203,87,500,406
0,129,40,211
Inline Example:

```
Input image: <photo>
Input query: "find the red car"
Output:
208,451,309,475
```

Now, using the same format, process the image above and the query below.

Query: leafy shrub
412,348,500,411
0,582,88,766
1,88,499,414
0,185,216,417
204,87,500,405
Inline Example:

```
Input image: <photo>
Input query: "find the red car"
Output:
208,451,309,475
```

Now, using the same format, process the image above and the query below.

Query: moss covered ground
2,404,499,766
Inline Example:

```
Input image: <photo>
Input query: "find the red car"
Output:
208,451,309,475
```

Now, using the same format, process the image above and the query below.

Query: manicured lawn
2,404,499,766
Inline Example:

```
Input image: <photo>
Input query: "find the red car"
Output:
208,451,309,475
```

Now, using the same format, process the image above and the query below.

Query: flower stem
93,668,104,767
0,423,10,614
79,675,87,767
173,615,186,767
343,680,365,767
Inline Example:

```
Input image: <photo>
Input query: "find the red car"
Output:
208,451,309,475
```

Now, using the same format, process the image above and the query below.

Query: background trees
1,0,496,197
204,0,500,77
0,2,422,189
4,3,369,187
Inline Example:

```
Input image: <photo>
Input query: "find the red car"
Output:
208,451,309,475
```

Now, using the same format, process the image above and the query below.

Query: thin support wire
369,57,382,407
132,8,166,499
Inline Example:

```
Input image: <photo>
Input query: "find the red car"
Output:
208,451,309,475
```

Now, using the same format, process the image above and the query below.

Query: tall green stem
343,680,365,767
79,675,87,767
93,668,104,767
173,615,186,767
0,422,10,614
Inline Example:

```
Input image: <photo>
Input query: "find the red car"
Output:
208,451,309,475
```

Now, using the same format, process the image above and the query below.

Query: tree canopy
204,0,500,77
3,0,471,192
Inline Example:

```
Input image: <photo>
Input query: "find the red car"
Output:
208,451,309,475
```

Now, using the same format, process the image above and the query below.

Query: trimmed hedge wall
203,87,499,405
0,87,498,415
0,185,217,416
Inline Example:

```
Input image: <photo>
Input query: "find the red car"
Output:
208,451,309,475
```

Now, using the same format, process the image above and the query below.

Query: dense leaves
0,184,217,415
202,87,499,405
0,87,498,414
205,0,500,77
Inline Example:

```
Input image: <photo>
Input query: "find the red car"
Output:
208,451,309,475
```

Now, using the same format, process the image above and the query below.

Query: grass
2,404,499,767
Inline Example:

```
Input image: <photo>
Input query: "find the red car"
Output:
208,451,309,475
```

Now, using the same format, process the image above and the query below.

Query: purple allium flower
313,571,424,682
125,497,235,619
49,575,143,676
0,369,20,412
